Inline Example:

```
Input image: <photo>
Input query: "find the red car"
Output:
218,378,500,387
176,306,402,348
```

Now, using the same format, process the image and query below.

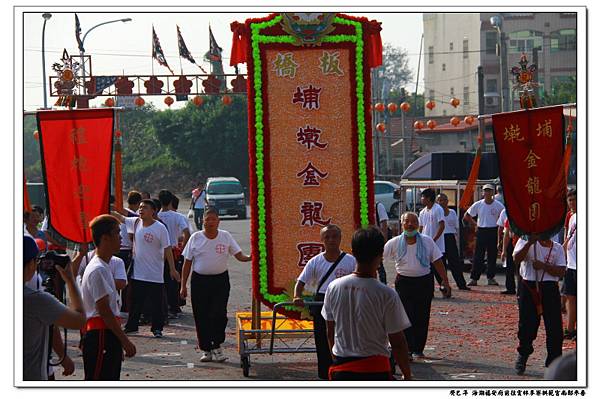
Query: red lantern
222,95,232,106
134,96,145,107
413,120,424,130
400,102,411,113
464,115,475,125
450,116,460,126
33,130,39,140
374,102,385,112
387,103,398,113
425,100,436,110
450,97,460,108
115,130,122,138
376,123,386,133
105,98,115,107
192,95,203,107
164,96,174,107
427,119,437,129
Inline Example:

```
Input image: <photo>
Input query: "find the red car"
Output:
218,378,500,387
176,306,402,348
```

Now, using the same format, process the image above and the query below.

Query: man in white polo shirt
180,207,251,363
293,224,356,380
563,188,577,340
419,188,449,296
464,184,505,286
512,234,566,375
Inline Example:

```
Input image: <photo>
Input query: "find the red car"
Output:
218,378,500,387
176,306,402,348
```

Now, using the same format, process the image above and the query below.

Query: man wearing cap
464,184,505,286
23,236,86,380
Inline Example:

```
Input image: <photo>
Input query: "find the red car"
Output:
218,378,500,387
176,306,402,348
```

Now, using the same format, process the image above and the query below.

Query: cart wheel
241,356,250,377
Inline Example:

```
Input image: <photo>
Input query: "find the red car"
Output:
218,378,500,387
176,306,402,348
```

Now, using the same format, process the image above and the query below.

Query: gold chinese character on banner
273,52,299,78
74,184,90,200
79,211,89,227
504,124,525,142
72,156,88,172
319,51,344,76
536,119,553,138
529,202,541,221
69,127,87,144
523,150,542,168
525,177,542,195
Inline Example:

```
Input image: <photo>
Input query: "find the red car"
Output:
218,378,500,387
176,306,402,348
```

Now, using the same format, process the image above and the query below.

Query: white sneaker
212,348,228,362
200,351,213,362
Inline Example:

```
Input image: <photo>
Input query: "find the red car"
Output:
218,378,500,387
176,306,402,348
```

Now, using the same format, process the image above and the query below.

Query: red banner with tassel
37,109,114,243
24,175,32,212
492,106,566,238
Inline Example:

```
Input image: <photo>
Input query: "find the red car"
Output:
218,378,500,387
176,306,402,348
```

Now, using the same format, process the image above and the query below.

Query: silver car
374,180,400,218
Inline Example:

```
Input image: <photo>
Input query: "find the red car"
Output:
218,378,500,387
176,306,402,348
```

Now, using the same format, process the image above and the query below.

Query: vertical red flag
492,106,566,238
37,109,114,243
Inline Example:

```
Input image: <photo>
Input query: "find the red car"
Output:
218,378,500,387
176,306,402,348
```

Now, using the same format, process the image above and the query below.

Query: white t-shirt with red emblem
297,252,357,294
182,229,242,275
125,218,170,283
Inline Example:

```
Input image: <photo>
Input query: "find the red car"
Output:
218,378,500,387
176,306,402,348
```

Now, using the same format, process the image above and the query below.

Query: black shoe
458,286,471,291
515,354,528,375
123,327,138,334
501,290,516,295
467,279,478,286
564,329,576,340
152,330,163,338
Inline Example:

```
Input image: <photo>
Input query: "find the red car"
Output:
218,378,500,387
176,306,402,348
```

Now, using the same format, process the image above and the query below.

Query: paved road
56,208,576,381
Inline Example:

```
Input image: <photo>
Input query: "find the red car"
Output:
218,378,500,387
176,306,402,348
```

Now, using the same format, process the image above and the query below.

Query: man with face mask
293,224,357,380
383,212,451,359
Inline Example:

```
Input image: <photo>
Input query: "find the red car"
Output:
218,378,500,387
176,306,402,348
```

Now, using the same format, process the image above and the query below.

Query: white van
205,177,247,219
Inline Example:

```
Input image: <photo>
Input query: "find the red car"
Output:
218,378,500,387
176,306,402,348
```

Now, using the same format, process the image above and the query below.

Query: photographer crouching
23,236,86,380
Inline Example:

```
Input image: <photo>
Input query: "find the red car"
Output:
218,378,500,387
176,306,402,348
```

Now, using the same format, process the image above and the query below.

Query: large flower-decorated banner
231,13,382,317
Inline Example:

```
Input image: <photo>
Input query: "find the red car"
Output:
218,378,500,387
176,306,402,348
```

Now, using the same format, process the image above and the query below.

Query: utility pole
477,65,485,151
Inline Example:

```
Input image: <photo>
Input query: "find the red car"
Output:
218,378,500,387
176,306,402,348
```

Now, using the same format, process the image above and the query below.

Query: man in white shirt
419,189,450,296
463,184,505,286
80,215,136,380
512,235,566,375
563,189,576,340
293,224,356,380
113,199,180,337
322,226,412,380
375,202,389,283
384,212,451,359
436,193,469,290
180,207,251,363
158,189,191,318
191,183,207,231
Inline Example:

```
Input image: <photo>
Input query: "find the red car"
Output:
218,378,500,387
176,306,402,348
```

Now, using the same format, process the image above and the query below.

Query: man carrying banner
563,189,577,340
293,224,356,380
322,227,412,380
464,184,505,286
512,234,566,375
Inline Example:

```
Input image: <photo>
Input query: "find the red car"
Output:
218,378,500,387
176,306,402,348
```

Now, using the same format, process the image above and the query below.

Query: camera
37,251,70,273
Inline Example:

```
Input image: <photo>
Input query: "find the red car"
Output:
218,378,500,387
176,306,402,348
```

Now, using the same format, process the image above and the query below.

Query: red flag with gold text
37,109,114,243
492,106,566,238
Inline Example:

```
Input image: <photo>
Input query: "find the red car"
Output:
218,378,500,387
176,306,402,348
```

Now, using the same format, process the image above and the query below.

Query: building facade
423,12,576,117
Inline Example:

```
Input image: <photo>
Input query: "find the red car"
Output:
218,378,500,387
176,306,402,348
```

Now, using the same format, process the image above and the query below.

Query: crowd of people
22,184,577,382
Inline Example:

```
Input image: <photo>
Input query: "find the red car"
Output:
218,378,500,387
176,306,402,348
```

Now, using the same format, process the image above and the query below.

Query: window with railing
463,39,469,59
550,29,576,52
428,46,434,64
463,87,470,105
486,31,497,55
507,30,543,54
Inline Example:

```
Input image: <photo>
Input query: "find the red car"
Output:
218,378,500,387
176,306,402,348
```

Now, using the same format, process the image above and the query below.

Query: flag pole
151,26,155,76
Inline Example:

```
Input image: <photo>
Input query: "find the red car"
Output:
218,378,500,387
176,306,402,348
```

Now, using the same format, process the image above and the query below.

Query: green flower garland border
250,15,370,306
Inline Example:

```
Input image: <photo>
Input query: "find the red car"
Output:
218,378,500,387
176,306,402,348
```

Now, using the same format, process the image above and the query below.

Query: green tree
382,43,413,93
540,77,576,106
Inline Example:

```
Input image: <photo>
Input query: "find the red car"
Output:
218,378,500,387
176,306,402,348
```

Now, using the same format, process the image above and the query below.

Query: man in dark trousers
384,212,451,359
180,207,251,362
80,215,136,380
436,193,469,290
464,184,505,286
512,234,566,375
322,227,412,380
293,224,357,379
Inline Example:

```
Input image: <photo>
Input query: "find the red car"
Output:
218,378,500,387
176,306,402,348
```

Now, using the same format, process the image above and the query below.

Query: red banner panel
37,109,114,243
492,106,566,238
